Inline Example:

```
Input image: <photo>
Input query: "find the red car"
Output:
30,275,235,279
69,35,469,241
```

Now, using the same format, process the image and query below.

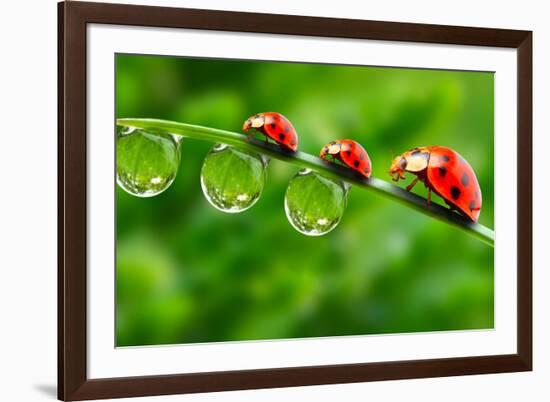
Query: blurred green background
115,54,494,347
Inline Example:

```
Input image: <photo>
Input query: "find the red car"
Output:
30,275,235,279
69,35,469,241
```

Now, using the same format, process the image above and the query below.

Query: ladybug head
242,114,265,132
319,141,341,159
389,155,407,182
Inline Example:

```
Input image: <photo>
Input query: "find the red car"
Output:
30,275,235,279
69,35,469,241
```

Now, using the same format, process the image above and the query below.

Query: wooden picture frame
58,1,532,400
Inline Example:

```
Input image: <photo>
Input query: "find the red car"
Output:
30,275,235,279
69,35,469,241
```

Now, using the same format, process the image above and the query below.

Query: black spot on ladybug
270,123,276,129
438,166,447,177
353,160,360,168
451,186,461,200
346,151,351,156
360,152,365,161
285,125,290,133
469,200,476,211
461,172,470,187
441,155,451,162
278,133,285,141
364,167,369,173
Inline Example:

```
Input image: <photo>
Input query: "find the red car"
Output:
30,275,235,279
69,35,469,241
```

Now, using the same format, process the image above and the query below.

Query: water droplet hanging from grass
201,144,268,213
116,127,181,197
285,169,349,236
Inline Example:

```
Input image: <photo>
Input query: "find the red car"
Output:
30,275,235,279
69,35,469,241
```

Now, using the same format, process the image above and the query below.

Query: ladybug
320,140,372,179
242,112,298,152
389,146,482,221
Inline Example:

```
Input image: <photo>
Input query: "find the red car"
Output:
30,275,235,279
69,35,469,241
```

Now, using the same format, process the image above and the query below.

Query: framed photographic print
58,1,532,400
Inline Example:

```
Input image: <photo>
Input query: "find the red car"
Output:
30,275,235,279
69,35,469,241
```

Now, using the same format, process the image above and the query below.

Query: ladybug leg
427,188,431,208
406,177,419,192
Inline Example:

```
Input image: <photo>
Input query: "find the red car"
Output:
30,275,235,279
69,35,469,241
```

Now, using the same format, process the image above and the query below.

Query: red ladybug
320,140,372,179
389,146,482,221
242,112,298,152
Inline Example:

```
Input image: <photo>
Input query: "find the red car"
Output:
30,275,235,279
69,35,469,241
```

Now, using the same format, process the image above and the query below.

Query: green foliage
115,54,495,347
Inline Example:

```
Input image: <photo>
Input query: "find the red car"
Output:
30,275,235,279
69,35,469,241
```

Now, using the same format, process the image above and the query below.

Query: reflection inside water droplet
200,144,267,213
116,126,181,197
284,169,348,236
119,125,136,136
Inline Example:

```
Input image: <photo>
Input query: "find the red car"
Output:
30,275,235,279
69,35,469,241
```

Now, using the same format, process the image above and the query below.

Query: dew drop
119,125,136,136
284,169,348,236
116,127,181,197
200,144,267,213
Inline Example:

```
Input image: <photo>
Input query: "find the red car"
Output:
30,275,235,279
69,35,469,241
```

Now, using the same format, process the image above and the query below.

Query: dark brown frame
58,1,532,400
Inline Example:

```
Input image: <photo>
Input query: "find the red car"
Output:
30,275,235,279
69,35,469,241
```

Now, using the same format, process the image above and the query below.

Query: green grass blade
117,118,494,247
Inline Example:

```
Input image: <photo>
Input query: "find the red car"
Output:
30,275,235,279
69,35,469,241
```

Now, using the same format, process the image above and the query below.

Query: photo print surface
115,54,494,347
